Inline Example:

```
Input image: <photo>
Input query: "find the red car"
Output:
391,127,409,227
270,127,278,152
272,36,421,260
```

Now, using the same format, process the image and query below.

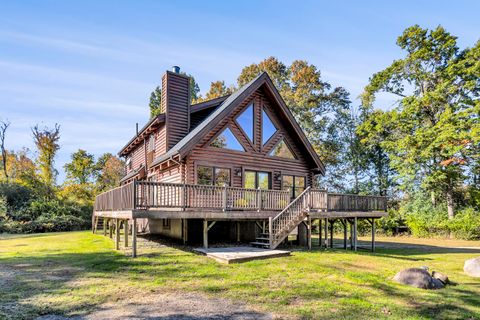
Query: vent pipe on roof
136,123,139,135
172,65,180,74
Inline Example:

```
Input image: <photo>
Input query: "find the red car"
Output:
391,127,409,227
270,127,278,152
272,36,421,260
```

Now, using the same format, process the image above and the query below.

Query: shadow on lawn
0,246,225,318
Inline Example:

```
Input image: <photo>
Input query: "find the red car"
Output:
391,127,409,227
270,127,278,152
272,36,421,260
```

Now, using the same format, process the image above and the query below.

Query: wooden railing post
268,217,273,249
182,183,186,211
133,181,137,209
257,188,262,211
223,184,228,211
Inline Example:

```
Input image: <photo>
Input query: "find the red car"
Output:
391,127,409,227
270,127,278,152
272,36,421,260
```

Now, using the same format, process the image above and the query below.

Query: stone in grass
432,271,449,284
464,257,480,278
393,268,444,289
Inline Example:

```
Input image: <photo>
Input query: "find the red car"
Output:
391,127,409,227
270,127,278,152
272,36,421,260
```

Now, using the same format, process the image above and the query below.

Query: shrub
448,207,480,240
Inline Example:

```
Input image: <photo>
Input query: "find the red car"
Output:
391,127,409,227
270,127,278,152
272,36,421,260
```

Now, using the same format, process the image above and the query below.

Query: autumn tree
237,57,354,187
32,123,61,189
0,120,10,182
202,80,235,101
64,149,96,184
95,153,125,192
361,25,480,218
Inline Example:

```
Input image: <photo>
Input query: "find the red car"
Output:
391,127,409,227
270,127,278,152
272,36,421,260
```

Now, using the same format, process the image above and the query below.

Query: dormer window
236,104,254,142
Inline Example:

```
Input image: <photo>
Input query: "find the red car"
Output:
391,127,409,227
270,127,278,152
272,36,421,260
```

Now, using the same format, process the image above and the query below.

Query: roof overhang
118,114,165,157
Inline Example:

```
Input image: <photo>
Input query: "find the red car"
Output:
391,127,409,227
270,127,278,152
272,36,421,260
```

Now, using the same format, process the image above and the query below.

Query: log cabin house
93,67,387,257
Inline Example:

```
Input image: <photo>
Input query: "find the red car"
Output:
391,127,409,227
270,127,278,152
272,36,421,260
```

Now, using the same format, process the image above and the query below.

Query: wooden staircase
251,187,311,249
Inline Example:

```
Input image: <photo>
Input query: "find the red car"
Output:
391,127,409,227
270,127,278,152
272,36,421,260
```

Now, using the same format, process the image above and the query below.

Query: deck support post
236,221,241,242
132,218,137,258
103,217,107,236
329,219,334,248
115,218,120,250
92,216,98,233
182,219,188,244
349,219,353,250
323,218,328,248
268,217,273,249
319,219,322,247
370,218,376,252
109,219,113,239
307,217,312,250
124,219,128,247
203,220,216,249
341,219,347,250
353,217,358,252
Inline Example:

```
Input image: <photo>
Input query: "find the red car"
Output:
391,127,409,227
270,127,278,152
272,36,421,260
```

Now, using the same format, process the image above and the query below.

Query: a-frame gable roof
151,72,325,174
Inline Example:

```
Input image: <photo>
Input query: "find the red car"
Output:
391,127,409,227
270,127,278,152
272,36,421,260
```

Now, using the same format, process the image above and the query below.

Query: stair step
255,237,270,241
259,233,270,237
250,242,271,248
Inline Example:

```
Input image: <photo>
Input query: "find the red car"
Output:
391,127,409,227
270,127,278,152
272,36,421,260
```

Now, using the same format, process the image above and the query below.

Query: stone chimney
161,66,191,150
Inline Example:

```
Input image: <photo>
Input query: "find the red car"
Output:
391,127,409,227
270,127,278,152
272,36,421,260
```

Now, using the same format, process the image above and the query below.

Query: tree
203,81,234,101
0,120,10,182
149,85,162,118
95,153,124,192
237,57,353,185
4,148,39,188
32,123,61,189
149,74,201,117
361,25,480,218
64,149,96,184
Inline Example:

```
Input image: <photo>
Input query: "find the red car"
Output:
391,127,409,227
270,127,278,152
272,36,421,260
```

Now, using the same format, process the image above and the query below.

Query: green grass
1,231,480,319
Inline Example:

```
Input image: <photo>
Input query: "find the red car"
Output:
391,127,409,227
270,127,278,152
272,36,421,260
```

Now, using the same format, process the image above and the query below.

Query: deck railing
94,181,387,213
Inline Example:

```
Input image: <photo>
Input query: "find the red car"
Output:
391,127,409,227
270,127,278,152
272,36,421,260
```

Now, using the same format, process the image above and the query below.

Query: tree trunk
431,191,436,207
446,188,454,220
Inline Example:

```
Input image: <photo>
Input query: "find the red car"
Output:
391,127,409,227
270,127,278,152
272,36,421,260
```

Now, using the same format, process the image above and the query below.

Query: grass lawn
1,231,480,319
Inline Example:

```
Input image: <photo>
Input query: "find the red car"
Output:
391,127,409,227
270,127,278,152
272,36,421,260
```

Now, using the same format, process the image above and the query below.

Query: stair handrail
270,186,311,249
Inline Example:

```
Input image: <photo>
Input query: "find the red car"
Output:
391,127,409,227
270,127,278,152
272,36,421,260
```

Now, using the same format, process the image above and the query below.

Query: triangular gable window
236,104,254,142
262,110,277,145
269,139,296,159
210,127,245,151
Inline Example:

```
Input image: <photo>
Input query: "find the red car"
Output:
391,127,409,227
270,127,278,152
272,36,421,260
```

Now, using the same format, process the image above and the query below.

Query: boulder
432,271,449,284
393,268,444,289
464,257,480,278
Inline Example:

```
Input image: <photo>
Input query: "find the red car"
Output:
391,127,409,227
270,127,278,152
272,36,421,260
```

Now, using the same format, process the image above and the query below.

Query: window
282,175,306,198
126,157,132,170
210,127,245,151
262,110,277,145
197,165,231,186
149,135,155,152
244,171,271,190
163,219,171,230
236,104,254,142
269,139,296,159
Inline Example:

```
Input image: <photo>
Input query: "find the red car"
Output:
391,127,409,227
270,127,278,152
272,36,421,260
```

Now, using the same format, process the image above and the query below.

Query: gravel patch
36,292,272,320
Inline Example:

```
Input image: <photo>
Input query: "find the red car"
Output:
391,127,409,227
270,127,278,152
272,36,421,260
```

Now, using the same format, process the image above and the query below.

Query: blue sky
1,0,479,182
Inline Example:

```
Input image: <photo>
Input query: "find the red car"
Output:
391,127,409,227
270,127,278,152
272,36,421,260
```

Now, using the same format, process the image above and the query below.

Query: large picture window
197,165,231,186
236,104,254,142
262,110,277,145
282,175,306,198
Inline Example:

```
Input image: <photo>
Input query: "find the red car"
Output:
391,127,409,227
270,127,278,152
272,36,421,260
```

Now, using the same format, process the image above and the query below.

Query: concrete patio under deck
194,246,291,264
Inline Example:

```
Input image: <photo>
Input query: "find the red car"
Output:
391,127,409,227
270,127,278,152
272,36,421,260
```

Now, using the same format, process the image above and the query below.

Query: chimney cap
172,66,180,74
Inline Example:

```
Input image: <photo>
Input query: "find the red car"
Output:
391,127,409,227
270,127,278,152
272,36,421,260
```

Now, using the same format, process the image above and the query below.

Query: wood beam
132,218,137,258
236,221,241,242
323,218,328,248
307,217,312,250
103,217,107,236
341,219,347,250
329,219,334,248
319,219,322,248
353,217,358,252
203,220,216,249
115,218,120,250
124,220,128,247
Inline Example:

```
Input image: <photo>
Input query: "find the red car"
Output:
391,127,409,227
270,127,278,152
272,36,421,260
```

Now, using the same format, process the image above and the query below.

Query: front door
244,171,271,189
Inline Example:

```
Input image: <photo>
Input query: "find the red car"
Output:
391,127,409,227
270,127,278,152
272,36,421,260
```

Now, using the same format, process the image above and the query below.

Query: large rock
393,268,444,289
464,257,480,277
432,271,449,284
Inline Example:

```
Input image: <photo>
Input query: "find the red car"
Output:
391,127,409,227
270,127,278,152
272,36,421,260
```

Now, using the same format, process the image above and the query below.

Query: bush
448,207,480,240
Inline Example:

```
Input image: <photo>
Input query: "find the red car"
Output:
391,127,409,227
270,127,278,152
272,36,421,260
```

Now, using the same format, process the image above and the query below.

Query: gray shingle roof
150,73,264,166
